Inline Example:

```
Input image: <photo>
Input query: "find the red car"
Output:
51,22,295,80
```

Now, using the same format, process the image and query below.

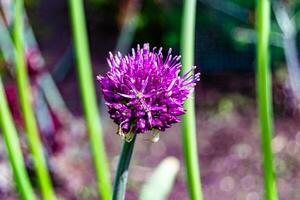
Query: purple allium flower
97,43,199,140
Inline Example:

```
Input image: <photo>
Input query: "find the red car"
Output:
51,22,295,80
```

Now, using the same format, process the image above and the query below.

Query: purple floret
97,43,199,136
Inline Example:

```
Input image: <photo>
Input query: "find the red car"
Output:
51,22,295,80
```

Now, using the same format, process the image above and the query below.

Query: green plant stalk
13,1,56,200
68,0,112,199
256,0,278,200
0,77,36,200
180,0,203,200
112,136,136,200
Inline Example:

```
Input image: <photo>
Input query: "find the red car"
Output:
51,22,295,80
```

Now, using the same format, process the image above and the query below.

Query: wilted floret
97,43,199,140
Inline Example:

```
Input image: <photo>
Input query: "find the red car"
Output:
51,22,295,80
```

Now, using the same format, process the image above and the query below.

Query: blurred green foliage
5,0,300,73
131,0,300,72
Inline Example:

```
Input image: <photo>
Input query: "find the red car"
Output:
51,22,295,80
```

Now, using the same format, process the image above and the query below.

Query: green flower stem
0,77,36,200
256,0,278,200
68,0,112,199
112,136,136,200
180,0,204,200
13,1,56,200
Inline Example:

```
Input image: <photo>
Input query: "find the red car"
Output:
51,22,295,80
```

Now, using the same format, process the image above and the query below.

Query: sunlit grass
256,0,278,199
180,0,204,199
13,1,56,199
0,76,36,200
68,0,112,199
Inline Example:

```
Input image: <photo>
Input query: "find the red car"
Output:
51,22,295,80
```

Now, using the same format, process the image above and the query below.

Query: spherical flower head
97,43,199,140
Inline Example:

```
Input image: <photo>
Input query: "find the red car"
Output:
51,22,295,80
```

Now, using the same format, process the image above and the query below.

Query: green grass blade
0,77,36,200
13,1,56,200
256,0,278,200
180,0,204,200
139,157,180,200
68,0,112,199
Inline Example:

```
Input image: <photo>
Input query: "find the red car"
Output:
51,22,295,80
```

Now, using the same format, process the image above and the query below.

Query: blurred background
1,0,300,199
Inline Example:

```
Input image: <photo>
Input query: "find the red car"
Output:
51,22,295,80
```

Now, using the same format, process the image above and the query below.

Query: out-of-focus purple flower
26,48,45,78
4,82,64,154
97,43,199,139
4,83,23,127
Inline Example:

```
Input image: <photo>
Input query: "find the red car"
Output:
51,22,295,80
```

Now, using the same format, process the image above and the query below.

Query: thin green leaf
0,76,36,200
180,0,204,199
256,0,279,199
68,0,112,199
13,1,57,199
